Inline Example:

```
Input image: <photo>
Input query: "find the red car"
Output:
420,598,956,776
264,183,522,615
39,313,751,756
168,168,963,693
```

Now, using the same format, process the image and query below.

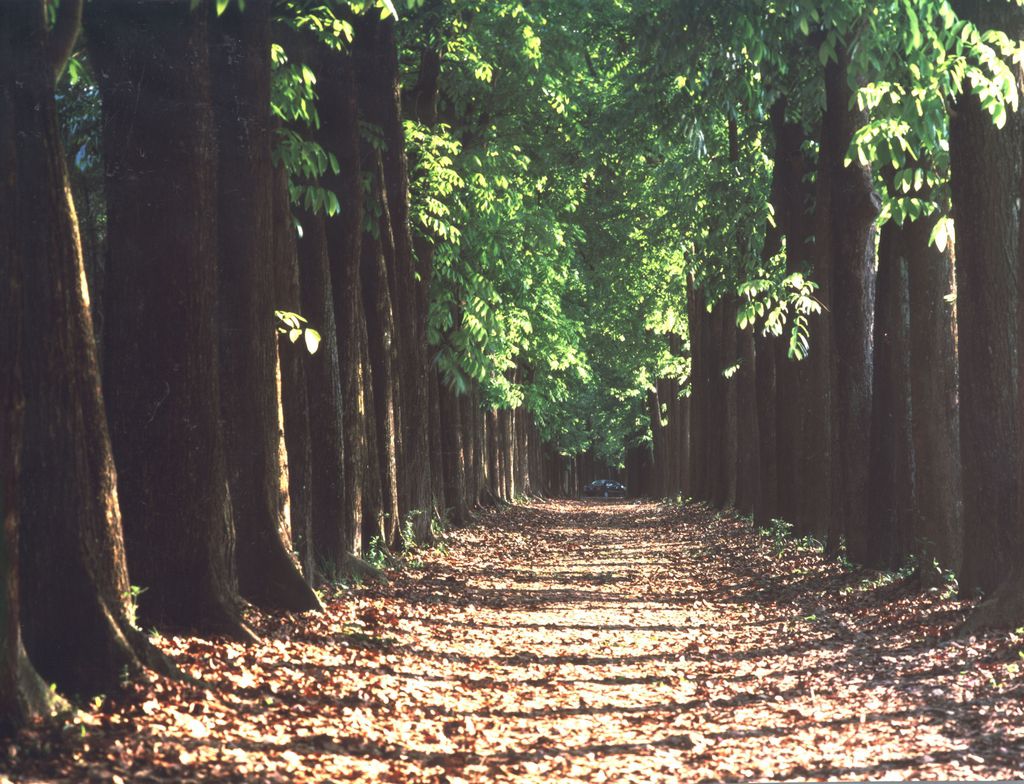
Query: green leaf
305,328,321,354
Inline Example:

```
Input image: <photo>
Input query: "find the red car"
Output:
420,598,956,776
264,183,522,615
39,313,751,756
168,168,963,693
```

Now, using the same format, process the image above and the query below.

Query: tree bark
865,216,914,569
85,0,251,638
271,164,315,581
950,0,1024,617
296,209,350,580
736,327,759,517
438,378,469,527
210,0,317,610
8,0,178,696
798,70,837,550
0,5,61,722
825,47,881,564
316,44,369,568
772,103,812,527
353,11,434,542
905,212,962,579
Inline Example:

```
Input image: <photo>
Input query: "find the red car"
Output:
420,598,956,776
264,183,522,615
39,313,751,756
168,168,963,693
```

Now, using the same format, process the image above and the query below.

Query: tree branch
47,0,83,84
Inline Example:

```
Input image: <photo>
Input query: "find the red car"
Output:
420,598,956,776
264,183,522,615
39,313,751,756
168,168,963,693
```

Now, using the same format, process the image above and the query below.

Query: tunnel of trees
3,0,1024,734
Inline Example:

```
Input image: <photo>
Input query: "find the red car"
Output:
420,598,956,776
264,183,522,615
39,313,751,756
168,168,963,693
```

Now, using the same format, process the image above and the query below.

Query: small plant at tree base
125,584,147,629
365,536,390,571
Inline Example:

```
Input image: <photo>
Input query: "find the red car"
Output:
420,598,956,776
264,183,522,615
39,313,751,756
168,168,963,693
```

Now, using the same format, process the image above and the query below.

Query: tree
85,0,252,638
210,0,319,611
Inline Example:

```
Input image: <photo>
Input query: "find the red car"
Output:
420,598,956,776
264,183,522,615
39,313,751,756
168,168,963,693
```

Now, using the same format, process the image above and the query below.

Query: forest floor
5,500,1024,782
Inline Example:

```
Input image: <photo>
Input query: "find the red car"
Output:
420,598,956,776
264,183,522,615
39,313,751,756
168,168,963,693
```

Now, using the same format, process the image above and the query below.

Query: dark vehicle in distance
583,479,626,498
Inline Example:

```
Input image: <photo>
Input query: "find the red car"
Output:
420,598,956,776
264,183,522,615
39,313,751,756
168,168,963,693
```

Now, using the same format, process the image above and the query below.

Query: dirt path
7,501,1024,781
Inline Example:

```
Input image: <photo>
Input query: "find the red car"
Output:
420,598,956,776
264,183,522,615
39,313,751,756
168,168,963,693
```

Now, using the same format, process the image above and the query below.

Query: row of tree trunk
650,11,1024,629
0,0,556,728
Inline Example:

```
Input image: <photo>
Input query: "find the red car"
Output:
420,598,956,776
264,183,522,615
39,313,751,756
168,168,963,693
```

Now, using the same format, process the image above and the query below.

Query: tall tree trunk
438,379,469,527
353,12,433,542
865,216,914,569
360,168,403,545
826,47,881,564
905,211,962,579
687,284,708,500
648,389,666,498
296,210,349,580
773,103,812,527
721,297,739,509
85,0,251,638
428,365,446,518
272,164,314,580
706,302,726,505
487,409,501,502
14,0,172,697
799,74,837,550
735,327,759,517
210,0,317,611
317,45,368,568
951,0,1024,620
0,4,61,720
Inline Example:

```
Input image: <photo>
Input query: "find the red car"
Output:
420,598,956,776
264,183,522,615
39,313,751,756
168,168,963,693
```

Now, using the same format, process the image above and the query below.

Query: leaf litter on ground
4,500,1024,782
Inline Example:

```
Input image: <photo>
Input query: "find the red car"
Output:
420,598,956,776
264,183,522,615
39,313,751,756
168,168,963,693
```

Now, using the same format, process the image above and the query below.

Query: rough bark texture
297,210,350,580
687,284,707,501
949,0,1024,601
0,4,60,722
736,328,759,517
755,149,784,530
8,0,178,695
772,103,812,527
866,217,914,569
825,49,881,564
211,0,318,611
798,73,836,550
706,303,726,506
721,298,739,509
438,378,469,528
85,0,250,638
354,12,433,542
905,213,962,578
317,45,367,565
272,163,315,580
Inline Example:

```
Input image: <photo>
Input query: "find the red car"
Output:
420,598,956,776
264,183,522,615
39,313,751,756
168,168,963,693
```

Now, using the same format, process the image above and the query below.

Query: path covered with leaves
6,500,1024,781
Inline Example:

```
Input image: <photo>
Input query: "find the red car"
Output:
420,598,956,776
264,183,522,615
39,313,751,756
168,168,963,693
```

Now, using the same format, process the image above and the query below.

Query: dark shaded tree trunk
825,48,881,564
296,209,349,580
687,284,708,501
736,328,759,517
798,73,837,550
359,316,390,548
438,378,469,527
428,365,446,518
0,4,61,721
85,0,251,638
485,408,498,503
316,45,369,567
905,212,962,579
721,297,739,509
865,216,914,569
648,389,666,498
210,0,317,610
7,0,168,697
706,302,726,505
353,12,433,542
950,0,1024,621
271,164,314,580
772,102,813,527
359,170,403,545
755,143,784,530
